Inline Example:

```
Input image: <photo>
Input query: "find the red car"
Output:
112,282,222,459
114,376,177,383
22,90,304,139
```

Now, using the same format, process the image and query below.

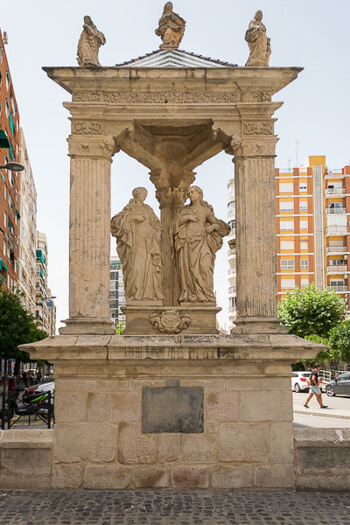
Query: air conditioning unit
3,32,8,44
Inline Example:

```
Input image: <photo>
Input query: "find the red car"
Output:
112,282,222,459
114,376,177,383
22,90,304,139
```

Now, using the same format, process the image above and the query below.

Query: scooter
0,386,54,424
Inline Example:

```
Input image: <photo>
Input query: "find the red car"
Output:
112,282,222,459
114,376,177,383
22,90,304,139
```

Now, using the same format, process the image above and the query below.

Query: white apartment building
110,256,126,329
227,177,236,329
17,128,37,315
35,231,56,334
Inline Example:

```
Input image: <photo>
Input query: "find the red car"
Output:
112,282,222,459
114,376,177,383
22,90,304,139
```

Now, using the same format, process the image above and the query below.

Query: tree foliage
0,288,48,361
278,284,346,339
328,321,350,364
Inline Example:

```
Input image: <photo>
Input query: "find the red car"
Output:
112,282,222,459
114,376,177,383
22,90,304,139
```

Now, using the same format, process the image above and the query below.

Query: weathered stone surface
255,465,294,488
55,392,86,423
181,379,225,390
84,466,132,489
87,393,109,422
206,391,238,421
54,423,116,463
2,448,52,475
212,466,253,489
172,466,209,489
226,377,290,391
158,434,180,463
181,435,216,464
296,475,350,492
206,422,217,434
110,392,141,422
218,423,269,462
0,475,52,490
118,423,156,464
130,380,165,390
132,466,170,488
55,464,83,489
270,422,293,463
142,386,203,433
240,391,292,421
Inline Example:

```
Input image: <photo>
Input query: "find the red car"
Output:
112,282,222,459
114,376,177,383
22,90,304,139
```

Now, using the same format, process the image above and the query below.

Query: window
280,201,294,212
281,259,295,270
280,220,294,231
6,70,10,88
281,278,295,289
299,201,308,211
280,240,295,250
300,259,309,269
300,220,308,230
301,278,309,287
5,99,9,117
330,280,345,291
300,240,309,251
299,182,307,192
279,183,293,193
228,219,235,231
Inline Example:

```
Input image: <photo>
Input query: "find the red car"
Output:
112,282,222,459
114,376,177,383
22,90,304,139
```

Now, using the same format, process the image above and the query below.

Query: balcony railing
326,246,347,253
329,284,348,292
228,306,237,313
325,208,346,214
228,268,236,276
325,188,346,196
228,249,236,257
327,265,348,273
326,226,348,235
228,286,236,294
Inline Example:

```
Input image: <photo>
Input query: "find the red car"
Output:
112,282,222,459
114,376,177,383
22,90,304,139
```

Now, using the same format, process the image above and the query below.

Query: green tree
0,288,48,363
278,284,346,339
328,321,350,364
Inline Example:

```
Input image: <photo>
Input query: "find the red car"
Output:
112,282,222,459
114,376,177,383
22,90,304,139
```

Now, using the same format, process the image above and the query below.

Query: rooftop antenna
295,140,300,167
287,156,292,171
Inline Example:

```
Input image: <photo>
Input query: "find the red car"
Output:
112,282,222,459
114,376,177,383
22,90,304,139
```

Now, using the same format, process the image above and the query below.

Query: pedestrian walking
304,363,328,409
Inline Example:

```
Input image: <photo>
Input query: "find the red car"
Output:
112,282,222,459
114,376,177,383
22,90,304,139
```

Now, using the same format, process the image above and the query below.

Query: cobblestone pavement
0,490,350,525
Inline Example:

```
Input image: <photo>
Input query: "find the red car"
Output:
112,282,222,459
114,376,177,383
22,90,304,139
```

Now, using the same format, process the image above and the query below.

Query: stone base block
122,306,220,335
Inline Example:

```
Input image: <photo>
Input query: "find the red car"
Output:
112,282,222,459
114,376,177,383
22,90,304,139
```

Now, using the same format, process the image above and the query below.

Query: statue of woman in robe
155,2,186,49
245,10,271,67
111,188,164,303
77,16,106,67
172,186,230,303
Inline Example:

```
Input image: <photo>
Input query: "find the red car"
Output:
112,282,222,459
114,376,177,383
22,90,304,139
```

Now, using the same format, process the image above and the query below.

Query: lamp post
0,161,24,172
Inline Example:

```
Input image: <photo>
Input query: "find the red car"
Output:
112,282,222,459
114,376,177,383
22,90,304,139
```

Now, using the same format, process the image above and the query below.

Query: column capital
150,169,195,208
68,135,117,160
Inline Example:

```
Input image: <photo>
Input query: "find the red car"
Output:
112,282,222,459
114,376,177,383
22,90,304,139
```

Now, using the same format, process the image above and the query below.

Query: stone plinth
21,333,323,490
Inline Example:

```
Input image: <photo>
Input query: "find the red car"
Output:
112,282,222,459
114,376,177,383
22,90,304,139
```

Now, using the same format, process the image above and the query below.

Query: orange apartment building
0,30,20,291
276,156,350,313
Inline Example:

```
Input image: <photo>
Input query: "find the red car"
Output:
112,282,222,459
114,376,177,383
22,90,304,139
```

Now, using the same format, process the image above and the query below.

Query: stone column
150,169,195,306
232,124,284,333
60,135,116,335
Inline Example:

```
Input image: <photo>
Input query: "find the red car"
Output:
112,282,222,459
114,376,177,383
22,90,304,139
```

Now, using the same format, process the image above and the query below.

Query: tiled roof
116,49,237,68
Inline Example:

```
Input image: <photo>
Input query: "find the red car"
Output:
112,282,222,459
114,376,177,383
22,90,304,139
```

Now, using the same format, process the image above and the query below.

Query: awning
0,258,8,271
0,130,10,149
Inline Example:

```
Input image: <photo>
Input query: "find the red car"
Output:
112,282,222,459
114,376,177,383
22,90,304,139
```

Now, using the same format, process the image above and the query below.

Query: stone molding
72,90,241,104
68,136,116,159
242,122,274,135
71,121,102,134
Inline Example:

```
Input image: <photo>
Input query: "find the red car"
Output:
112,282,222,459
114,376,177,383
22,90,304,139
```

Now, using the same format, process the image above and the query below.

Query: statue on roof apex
155,2,186,50
77,16,106,68
245,10,271,67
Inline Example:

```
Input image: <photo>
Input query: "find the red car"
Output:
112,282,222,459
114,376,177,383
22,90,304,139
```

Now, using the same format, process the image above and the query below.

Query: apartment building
110,256,126,329
276,156,350,312
17,128,37,314
35,232,56,334
0,30,20,291
227,177,236,328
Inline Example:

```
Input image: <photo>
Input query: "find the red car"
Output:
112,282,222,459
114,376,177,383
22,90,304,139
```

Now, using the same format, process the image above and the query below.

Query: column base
59,317,115,335
231,317,289,335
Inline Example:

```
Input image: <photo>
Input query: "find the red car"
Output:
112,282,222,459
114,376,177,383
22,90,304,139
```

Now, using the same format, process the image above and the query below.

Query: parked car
325,372,350,397
291,371,311,392
22,379,55,403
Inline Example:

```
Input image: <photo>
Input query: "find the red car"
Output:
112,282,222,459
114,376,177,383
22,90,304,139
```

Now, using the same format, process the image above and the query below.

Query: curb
294,409,350,420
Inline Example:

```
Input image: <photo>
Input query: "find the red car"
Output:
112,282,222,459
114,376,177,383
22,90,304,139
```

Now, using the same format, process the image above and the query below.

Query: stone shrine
20,7,323,490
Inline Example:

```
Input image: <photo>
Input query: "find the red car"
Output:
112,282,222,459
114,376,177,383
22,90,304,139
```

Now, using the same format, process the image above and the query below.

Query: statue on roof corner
245,10,271,67
77,16,106,68
155,2,186,50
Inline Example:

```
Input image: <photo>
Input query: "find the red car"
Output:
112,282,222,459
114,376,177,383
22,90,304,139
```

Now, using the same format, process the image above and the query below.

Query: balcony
228,249,236,257
327,265,348,275
326,226,348,236
325,187,346,197
325,207,346,214
228,286,236,295
326,246,347,253
228,268,236,276
228,306,237,314
329,284,348,292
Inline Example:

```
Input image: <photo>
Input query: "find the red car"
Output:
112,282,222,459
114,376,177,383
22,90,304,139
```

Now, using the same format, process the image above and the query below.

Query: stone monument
20,7,324,491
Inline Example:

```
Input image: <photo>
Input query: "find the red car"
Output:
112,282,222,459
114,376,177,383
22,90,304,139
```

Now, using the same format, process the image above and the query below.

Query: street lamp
0,161,25,172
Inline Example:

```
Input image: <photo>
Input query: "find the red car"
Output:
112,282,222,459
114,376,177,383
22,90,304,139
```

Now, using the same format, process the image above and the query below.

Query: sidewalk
293,394,350,420
0,489,349,524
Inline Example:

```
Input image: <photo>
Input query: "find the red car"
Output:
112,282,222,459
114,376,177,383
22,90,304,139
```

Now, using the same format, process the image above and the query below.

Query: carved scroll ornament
150,310,192,333
72,91,240,104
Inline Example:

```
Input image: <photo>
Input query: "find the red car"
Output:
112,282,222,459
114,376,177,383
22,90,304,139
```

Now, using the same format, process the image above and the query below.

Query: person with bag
304,364,328,409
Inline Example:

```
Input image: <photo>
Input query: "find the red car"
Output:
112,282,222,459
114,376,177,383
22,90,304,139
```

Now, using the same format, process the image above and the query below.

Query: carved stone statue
245,10,271,67
172,186,230,303
111,188,164,302
77,16,106,68
155,2,186,49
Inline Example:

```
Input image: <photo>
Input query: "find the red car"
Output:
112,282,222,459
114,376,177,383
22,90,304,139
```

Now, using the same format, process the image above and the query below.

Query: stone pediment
116,49,237,69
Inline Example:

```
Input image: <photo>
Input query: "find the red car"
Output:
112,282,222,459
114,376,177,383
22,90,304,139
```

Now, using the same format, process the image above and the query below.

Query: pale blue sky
2,1,350,330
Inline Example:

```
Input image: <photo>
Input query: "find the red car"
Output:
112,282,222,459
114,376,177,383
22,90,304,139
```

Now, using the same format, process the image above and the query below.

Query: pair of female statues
111,186,230,304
